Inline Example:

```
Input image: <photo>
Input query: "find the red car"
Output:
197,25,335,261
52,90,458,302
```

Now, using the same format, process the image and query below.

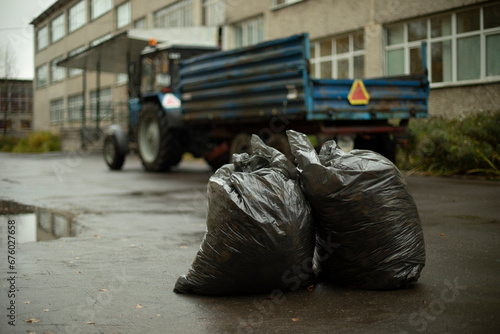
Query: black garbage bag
286,130,425,290
174,135,315,295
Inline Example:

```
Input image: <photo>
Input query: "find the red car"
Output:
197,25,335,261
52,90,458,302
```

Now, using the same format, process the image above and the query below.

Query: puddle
1,200,80,244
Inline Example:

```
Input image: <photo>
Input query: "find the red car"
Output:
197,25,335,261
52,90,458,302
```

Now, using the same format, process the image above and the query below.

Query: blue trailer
103,33,429,171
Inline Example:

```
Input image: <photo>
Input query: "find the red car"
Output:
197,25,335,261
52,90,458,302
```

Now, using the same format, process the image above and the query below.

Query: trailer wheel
229,133,252,160
267,133,294,162
103,135,126,170
137,103,183,172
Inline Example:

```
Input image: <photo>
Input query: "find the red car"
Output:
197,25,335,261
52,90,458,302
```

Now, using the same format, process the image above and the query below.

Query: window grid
51,14,65,43
203,0,225,26
51,56,66,83
234,16,264,48
117,2,131,29
36,64,48,88
69,0,87,33
91,0,112,20
68,94,84,122
50,98,65,124
310,31,366,79
90,88,113,120
68,46,86,77
153,0,194,28
385,4,500,87
37,26,48,51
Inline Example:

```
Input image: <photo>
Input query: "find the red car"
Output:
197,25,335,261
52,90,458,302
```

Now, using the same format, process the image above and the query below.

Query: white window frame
90,87,113,120
385,4,500,88
234,16,264,48
36,64,48,88
153,0,194,28
37,26,48,51
68,46,86,77
68,94,84,122
51,14,65,43
50,98,65,124
69,0,87,33
51,56,66,83
203,0,225,26
117,2,131,29
91,0,112,20
310,31,366,79
134,17,147,29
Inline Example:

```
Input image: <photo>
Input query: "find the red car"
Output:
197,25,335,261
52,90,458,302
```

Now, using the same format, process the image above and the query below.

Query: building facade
31,0,500,133
0,79,33,136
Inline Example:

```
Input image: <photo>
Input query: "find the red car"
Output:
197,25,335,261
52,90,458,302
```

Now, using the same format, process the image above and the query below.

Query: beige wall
429,83,500,118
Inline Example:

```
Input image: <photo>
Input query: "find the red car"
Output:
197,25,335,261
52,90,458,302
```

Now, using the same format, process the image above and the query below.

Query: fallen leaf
307,285,314,292
156,314,161,317
136,304,143,309
76,271,82,274
43,309,50,312
28,332,36,334
44,332,55,334
26,318,39,323
129,244,135,247
122,238,128,241
69,261,74,264
291,318,299,322
179,246,187,249
93,234,100,238
88,321,96,324
23,301,31,304
440,233,445,236
68,251,73,254
99,289,109,292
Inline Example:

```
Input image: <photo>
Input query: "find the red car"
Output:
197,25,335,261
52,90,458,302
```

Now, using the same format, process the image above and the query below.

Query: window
36,64,48,88
203,0,225,26
310,31,365,79
91,0,112,20
134,17,147,29
50,98,65,124
90,88,112,120
117,2,131,28
385,3,500,85
21,120,31,129
68,46,86,77
37,26,48,51
234,16,264,48
153,0,193,28
116,73,128,85
68,94,84,122
51,14,65,43
69,0,87,33
51,56,66,83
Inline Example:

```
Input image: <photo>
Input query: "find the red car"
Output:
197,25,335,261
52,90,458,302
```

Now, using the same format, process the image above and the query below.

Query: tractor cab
136,41,218,98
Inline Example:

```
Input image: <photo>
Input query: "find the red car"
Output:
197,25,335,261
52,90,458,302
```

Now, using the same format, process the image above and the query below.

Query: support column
364,23,384,78
96,60,101,130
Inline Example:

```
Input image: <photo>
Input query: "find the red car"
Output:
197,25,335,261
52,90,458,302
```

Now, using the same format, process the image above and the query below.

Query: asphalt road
0,152,499,334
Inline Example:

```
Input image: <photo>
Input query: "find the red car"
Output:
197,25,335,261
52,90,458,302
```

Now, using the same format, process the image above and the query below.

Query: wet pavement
0,152,499,334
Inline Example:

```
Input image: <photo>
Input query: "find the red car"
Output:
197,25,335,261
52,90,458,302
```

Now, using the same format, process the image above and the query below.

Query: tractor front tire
137,103,183,172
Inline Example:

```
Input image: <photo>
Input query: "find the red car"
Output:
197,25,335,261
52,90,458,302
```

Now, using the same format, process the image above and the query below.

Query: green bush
0,132,60,153
398,110,500,177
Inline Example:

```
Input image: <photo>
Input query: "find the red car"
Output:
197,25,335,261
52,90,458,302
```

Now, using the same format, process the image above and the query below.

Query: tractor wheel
137,103,183,172
103,135,126,170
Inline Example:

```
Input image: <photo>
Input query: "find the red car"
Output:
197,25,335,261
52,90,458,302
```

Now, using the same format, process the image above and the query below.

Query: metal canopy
57,27,219,74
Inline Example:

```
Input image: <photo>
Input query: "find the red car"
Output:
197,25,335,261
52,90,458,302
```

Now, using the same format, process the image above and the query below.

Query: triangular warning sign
347,80,370,105
162,93,181,109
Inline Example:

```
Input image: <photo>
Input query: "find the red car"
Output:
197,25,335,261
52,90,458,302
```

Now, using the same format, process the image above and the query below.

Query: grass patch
0,132,60,153
397,110,500,178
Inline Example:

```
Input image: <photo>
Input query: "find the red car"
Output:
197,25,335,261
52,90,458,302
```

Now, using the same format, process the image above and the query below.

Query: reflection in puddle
1,200,79,244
